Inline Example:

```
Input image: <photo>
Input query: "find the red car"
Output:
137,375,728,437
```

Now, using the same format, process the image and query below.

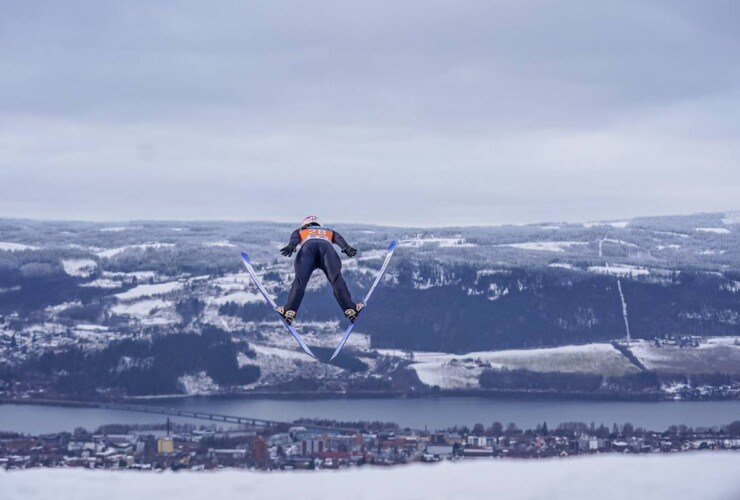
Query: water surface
2,397,739,435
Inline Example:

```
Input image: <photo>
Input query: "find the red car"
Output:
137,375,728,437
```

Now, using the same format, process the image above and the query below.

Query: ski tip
240,252,251,263
388,240,397,251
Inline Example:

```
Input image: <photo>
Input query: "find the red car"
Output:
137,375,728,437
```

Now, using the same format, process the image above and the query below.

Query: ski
239,252,316,359
329,240,397,361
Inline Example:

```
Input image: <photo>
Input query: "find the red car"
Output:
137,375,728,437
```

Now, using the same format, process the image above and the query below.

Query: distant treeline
17,327,259,397
477,369,661,393
293,418,400,431
362,265,740,352
476,368,739,396
219,264,740,352
445,420,740,438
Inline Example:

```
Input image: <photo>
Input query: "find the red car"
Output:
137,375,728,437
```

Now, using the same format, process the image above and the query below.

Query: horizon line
1,208,739,231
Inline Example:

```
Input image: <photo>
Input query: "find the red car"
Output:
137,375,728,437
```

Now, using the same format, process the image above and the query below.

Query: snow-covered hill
1,212,739,397
378,343,642,390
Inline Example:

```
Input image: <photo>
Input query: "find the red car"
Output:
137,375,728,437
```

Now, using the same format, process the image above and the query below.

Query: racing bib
299,227,334,243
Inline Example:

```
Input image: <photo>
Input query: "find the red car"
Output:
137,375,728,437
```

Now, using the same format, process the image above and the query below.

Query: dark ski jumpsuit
284,227,355,313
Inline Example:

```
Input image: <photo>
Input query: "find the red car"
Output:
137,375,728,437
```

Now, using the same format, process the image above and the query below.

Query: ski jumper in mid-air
276,216,362,325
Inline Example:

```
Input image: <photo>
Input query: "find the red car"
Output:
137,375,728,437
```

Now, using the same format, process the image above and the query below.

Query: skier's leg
319,246,356,312
284,245,317,313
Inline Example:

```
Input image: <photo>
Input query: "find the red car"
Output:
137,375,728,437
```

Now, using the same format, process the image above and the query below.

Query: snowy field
0,242,39,251
501,241,589,252
587,264,650,277
379,344,639,390
209,291,263,306
630,339,740,374
241,343,344,386
2,453,739,500
61,259,97,277
584,220,630,228
399,236,477,248
97,243,176,258
385,340,740,391
203,240,236,248
722,212,740,225
114,281,184,301
110,299,179,326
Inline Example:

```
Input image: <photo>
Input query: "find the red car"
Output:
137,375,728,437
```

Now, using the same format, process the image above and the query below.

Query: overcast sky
1,1,739,227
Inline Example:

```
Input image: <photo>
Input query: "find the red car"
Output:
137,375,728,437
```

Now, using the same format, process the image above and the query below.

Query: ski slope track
2,453,739,500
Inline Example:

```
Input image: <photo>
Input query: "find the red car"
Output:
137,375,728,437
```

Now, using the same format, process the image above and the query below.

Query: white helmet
301,215,321,228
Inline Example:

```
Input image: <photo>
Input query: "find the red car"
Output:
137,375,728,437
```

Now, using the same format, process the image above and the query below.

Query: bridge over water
2,398,363,434
97,401,285,428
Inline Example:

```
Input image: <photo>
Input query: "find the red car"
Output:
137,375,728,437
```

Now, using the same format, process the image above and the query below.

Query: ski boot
276,306,296,325
344,303,365,324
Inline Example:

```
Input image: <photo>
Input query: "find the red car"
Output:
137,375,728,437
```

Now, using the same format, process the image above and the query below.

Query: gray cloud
1,1,739,226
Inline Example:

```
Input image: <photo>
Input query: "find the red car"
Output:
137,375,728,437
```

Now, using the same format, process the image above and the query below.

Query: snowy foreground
3,454,740,500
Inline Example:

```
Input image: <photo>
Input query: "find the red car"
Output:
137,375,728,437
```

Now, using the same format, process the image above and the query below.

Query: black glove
342,246,358,258
280,244,296,257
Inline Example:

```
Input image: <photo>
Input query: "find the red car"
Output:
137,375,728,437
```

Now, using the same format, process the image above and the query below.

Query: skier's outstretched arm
281,229,301,257
333,231,357,257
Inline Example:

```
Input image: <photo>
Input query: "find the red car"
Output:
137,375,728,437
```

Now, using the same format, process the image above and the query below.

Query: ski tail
329,240,396,361
239,252,316,359
330,321,358,362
